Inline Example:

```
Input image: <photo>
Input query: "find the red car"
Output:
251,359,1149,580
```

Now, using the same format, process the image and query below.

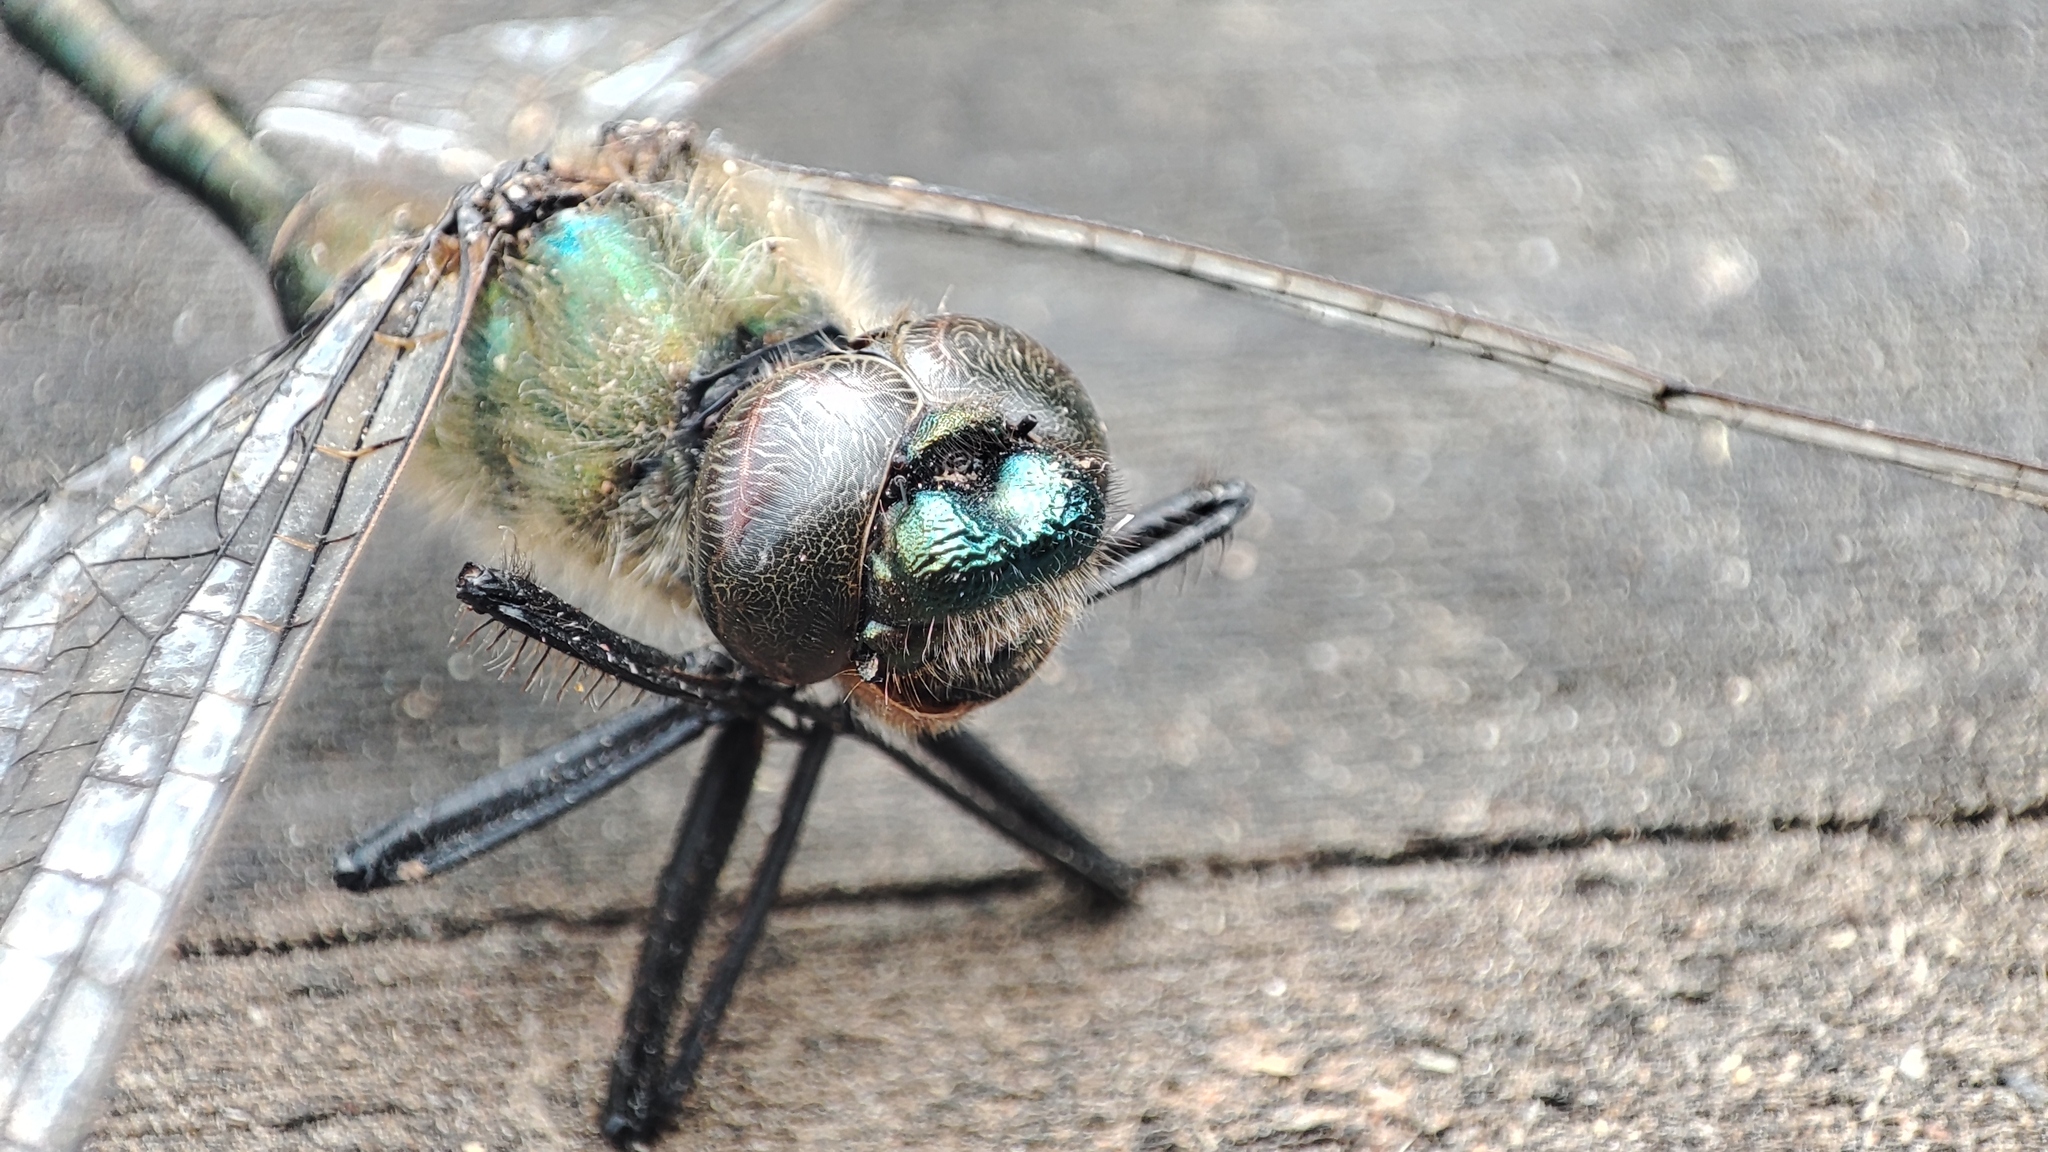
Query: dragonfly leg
453,563,751,702
851,721,1138,904
926,727,1139,902
333,700,721,890
605,718,766,1140
1093,479,1254,600
336,562,777,891
605,723,835,1143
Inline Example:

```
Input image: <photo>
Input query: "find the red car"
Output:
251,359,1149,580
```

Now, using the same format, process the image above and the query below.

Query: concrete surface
88,822,2048,1150
6,0,2048,1146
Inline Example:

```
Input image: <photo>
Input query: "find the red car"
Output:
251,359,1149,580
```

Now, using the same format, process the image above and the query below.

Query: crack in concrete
174,870,1053,959
272,1101,413,1132
172,803,2034,961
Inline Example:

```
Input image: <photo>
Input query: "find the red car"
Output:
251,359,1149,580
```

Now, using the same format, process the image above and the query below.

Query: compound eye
865,410,1106,625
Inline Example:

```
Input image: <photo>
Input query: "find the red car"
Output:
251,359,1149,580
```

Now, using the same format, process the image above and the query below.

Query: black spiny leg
605,719,765,1139
331,566,753,893
646,724,834,1133
1095,479,1253,599
333,700,721,890
854,724,1139,903
927,727,1140,899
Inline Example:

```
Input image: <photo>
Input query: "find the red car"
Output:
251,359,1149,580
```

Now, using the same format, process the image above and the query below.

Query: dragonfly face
7,0,2048,1145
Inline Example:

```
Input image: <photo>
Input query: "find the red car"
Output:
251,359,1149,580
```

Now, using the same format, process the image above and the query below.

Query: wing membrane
0,230,470,1152
253,0,843,201
747,157,2048,512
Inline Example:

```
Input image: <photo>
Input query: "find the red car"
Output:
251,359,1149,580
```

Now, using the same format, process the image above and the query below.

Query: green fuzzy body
423,173,858,609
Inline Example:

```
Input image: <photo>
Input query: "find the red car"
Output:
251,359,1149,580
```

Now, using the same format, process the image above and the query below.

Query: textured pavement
6,0,2048,1146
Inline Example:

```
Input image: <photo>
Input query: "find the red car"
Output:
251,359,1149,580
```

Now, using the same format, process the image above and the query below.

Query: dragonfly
7,0,2048,1146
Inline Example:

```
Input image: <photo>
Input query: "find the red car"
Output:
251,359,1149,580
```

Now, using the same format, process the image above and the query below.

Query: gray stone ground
7,0,2048,1146
80,823,2048,1150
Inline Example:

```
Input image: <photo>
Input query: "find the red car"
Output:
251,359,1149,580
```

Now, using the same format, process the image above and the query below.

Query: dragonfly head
690,316,1111,727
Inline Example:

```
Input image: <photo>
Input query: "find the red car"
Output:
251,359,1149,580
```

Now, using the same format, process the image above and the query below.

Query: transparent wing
0,230,471,1152
253,0,842,202
744,156,2048,513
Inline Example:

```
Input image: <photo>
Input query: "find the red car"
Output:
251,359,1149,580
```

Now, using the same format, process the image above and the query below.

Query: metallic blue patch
870,450,1104,622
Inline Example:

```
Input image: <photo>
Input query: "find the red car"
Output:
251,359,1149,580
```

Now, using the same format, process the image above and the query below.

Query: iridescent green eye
864,419,1106,626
